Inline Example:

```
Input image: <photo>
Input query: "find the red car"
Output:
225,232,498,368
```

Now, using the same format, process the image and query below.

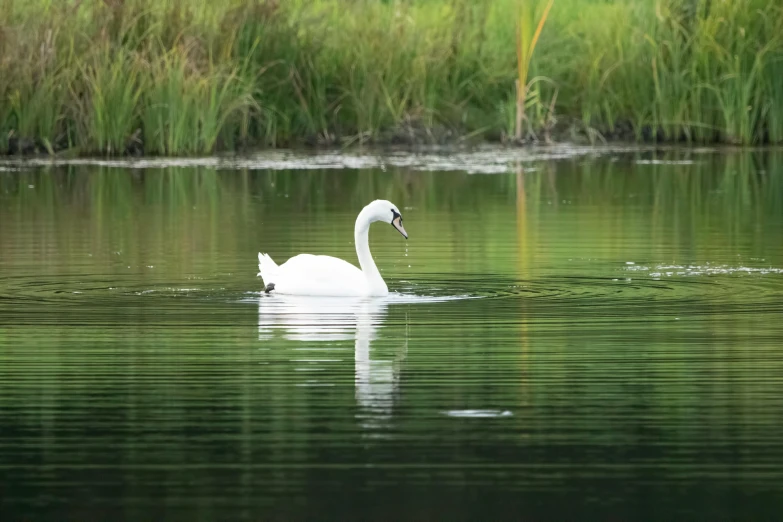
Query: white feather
256,200,407,297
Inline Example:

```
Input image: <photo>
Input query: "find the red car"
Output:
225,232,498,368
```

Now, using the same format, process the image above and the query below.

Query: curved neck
355,210,384,288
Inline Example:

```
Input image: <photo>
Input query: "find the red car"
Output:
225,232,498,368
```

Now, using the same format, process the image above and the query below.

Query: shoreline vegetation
1,0,782,157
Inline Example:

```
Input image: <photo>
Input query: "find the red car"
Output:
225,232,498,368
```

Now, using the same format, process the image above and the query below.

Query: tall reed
515,0,554,142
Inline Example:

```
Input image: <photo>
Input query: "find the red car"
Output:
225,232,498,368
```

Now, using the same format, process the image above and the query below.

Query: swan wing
260,253,368,296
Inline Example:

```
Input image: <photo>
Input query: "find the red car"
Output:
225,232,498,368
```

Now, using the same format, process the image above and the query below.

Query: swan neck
355,211,384,288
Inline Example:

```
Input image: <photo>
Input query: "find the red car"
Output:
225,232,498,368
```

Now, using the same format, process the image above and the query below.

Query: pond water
1,146,782,520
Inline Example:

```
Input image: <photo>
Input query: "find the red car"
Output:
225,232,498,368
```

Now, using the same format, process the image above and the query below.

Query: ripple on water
1,262,781,326
624,263,783,278
444,410,514,418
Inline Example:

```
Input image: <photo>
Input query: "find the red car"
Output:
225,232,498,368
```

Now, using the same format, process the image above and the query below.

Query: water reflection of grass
1,0,781,155
1,151,781,278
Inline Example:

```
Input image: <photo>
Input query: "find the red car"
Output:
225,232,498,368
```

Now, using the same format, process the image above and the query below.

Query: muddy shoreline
4,117,777,159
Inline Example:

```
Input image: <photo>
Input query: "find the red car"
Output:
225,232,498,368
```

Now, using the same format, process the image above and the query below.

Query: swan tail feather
257,253,279,287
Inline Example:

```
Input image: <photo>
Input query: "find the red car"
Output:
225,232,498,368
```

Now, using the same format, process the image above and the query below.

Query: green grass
1,0,782,156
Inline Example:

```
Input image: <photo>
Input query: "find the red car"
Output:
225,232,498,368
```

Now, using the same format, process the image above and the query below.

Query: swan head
364,199,408,239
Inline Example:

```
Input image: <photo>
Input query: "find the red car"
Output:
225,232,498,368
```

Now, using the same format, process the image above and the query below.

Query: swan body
258,253,369,297
257,199,408,297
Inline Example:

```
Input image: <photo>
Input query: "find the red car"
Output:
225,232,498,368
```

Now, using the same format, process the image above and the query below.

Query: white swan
257,199,408,297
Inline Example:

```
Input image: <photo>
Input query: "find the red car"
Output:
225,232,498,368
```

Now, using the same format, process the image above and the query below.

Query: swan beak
392,216,408,239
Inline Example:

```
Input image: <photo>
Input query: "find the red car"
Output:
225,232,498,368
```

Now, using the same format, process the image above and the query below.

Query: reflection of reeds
1,0,782,154
2,150,780,276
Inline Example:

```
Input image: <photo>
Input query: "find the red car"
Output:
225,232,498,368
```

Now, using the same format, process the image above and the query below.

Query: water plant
514,0,554,142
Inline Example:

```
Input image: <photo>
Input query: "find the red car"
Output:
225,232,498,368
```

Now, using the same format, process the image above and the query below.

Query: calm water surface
1,147,782,520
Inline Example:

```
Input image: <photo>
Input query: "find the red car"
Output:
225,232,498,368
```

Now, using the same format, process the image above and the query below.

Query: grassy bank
1,0,782,156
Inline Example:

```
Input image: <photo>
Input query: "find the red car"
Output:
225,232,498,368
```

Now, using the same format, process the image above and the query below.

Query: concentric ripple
2,262,781,327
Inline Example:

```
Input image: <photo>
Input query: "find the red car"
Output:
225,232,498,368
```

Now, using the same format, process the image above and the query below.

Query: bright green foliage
0,0,781,155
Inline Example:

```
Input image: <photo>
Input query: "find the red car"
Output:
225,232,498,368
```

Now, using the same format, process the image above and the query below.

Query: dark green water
1,147,783,520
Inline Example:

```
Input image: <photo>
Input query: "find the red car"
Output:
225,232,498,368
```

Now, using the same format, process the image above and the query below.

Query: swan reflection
258,295,407,428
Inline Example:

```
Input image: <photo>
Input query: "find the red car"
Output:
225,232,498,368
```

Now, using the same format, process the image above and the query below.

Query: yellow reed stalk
515,0,554,141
